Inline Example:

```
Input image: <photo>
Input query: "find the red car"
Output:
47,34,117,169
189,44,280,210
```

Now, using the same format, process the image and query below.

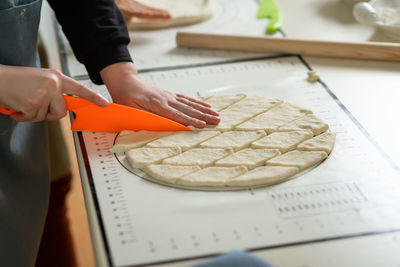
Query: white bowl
353,0,400,41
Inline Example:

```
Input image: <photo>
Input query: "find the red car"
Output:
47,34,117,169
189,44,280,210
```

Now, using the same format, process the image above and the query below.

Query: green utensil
257,0,282,34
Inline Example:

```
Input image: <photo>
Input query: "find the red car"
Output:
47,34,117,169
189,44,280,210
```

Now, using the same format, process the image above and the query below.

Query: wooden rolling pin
176,32,400,62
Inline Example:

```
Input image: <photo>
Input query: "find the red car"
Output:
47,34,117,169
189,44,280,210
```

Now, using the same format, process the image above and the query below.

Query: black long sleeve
47,0,132,84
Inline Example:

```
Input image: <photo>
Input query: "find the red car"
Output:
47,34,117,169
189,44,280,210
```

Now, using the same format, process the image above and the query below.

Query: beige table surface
53,0,400,266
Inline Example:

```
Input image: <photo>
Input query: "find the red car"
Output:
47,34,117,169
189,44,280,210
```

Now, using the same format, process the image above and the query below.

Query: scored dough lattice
112,94,335,190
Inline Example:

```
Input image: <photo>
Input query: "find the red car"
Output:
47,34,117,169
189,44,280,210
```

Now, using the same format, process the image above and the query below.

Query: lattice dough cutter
0,95,191,133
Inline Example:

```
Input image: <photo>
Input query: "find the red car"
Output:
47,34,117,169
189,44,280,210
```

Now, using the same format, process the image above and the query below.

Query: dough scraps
307,70,320,83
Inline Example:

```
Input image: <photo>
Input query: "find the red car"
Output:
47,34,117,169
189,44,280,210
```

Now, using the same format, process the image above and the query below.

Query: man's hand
115,0,171,20
0,64,108,122
100,62,220,128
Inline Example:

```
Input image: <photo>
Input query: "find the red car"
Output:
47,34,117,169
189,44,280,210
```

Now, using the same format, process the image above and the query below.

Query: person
1,0,273,266
115,0,171,20
0,0,219,266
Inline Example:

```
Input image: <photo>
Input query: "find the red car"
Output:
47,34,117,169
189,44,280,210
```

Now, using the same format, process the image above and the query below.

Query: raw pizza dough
125,0,214,30
113,94,336,190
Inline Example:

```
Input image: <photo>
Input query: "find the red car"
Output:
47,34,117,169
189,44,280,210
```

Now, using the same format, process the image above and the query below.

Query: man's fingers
10,112,35,122
176,94,213,108
131,9,170,19
10,113,28,122
116,0,171,19
170,101,220,126
46,93,67,121
10,106,41,122
33,104,51,122
160,106,207,128
10,97,49,122
129,1,170,19
176,96,219,116
61,76,108,107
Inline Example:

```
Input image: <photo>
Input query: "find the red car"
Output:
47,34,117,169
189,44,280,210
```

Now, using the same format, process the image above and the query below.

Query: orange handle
0,106,17,115
0,95,74,116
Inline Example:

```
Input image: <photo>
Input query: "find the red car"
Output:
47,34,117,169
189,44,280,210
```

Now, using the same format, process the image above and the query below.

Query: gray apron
0,0,50,266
